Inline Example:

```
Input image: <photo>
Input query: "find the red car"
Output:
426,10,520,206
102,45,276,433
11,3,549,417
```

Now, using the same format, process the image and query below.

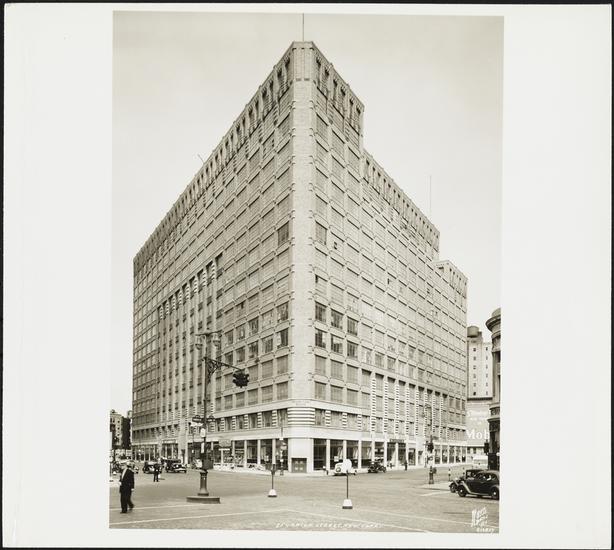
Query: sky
112,12,502,415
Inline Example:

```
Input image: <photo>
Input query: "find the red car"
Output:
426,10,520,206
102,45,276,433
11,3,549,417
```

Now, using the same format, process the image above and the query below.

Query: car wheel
490,487,499,500
450,485,456,493
457,486,467,497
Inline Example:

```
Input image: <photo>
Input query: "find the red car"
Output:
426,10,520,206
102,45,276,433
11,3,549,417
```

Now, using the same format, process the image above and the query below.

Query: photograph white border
3,3,611,548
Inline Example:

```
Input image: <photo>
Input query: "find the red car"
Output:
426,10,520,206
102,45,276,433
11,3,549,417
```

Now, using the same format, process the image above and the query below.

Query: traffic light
483,441,489,454
232,369,249,388
427,441,434,452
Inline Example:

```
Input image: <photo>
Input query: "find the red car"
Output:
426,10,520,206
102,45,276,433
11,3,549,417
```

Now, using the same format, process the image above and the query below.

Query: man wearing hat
118,462,135,513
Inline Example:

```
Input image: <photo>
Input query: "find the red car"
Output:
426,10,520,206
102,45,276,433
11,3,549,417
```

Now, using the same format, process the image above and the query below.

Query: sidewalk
418,481,452,491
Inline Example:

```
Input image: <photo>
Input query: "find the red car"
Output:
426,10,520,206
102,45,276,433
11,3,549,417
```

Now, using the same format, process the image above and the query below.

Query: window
347,389,358,405
248,389,258,405
248,317,259,336
347,317,358,335
315,382,326,400
276,382,288,399
262,335,274,353
315,355,326,374
330,335,343,354
347,341,358,359
277,222,289,246
331,360,343,379
224,330,234,346
277,328,288,348
236,347,246,363
277,302,288,322
261,360,273,378
261,308,274,328
330,284,344,305
315,222,327,245
347,365,358,383
331,310,343,329
331,385,343,403
315,409,325,425
315,302,327,322
248,341,258,359
237,324,246,341
276,355,288,374
262,385,273,403
315,329,326,349
316,196,327,217
361,392,370,408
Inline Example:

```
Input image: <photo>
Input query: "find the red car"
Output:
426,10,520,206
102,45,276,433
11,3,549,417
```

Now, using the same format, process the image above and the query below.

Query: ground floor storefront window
246,440,257,464
233,446,244,467
260,439,273,466
408,448,416,465
346,440,359,467
361,440,372,464
386,443,396,468
313,439,326,470
374,441,384,462
330,440,343,469
398,443,406,466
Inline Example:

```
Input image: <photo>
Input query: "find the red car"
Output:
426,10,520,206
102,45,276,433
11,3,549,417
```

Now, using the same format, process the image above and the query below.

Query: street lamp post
187,329,250,504
187,331,222,502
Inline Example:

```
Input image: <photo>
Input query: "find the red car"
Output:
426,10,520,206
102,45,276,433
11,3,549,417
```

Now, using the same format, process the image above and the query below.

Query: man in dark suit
119,463,135,513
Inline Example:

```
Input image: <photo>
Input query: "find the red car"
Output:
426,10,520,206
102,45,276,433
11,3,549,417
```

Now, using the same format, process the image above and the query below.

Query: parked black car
456,470,499,500
367,461,387,473
165,459,184,472
449,468,483,493
169,462,187,474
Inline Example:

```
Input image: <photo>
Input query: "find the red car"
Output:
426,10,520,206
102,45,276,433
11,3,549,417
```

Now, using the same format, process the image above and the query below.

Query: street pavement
109,466,499,533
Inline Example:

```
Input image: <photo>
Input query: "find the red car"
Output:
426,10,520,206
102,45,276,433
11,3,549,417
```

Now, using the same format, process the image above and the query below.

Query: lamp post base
268,489,277,498
186,495,221,503
342,498,353,509
186,469,220,503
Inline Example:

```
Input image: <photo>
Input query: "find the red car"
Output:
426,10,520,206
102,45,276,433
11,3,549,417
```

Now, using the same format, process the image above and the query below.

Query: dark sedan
449,468,483,493
367,461,387,473
169,462,187,474
456,470,499,500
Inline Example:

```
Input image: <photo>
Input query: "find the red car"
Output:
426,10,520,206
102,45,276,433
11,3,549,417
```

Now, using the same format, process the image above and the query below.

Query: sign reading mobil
466,400,491,445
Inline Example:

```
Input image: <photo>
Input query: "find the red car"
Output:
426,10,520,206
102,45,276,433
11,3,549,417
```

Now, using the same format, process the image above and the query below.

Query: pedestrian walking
118,462,135,513
153,462,160,482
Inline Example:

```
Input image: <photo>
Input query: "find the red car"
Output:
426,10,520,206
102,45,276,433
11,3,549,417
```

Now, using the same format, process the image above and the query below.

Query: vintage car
367,460,387,473
164,459,183,472
456,470,499,500
168,462,187,474
142,460,158,474
449,468,483,493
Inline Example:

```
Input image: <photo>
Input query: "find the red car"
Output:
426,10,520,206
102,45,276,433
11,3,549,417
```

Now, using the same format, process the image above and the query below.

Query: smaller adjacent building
110,409,132,458
466,326,493,398
486,308,501,470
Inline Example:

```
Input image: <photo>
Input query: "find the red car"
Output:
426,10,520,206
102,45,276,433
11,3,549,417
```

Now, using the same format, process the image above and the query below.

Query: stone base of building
135,435,468,474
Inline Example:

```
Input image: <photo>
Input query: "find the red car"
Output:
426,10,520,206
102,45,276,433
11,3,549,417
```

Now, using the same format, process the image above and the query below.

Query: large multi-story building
131,42,468,472
467,326,492,398
486,308,501,470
